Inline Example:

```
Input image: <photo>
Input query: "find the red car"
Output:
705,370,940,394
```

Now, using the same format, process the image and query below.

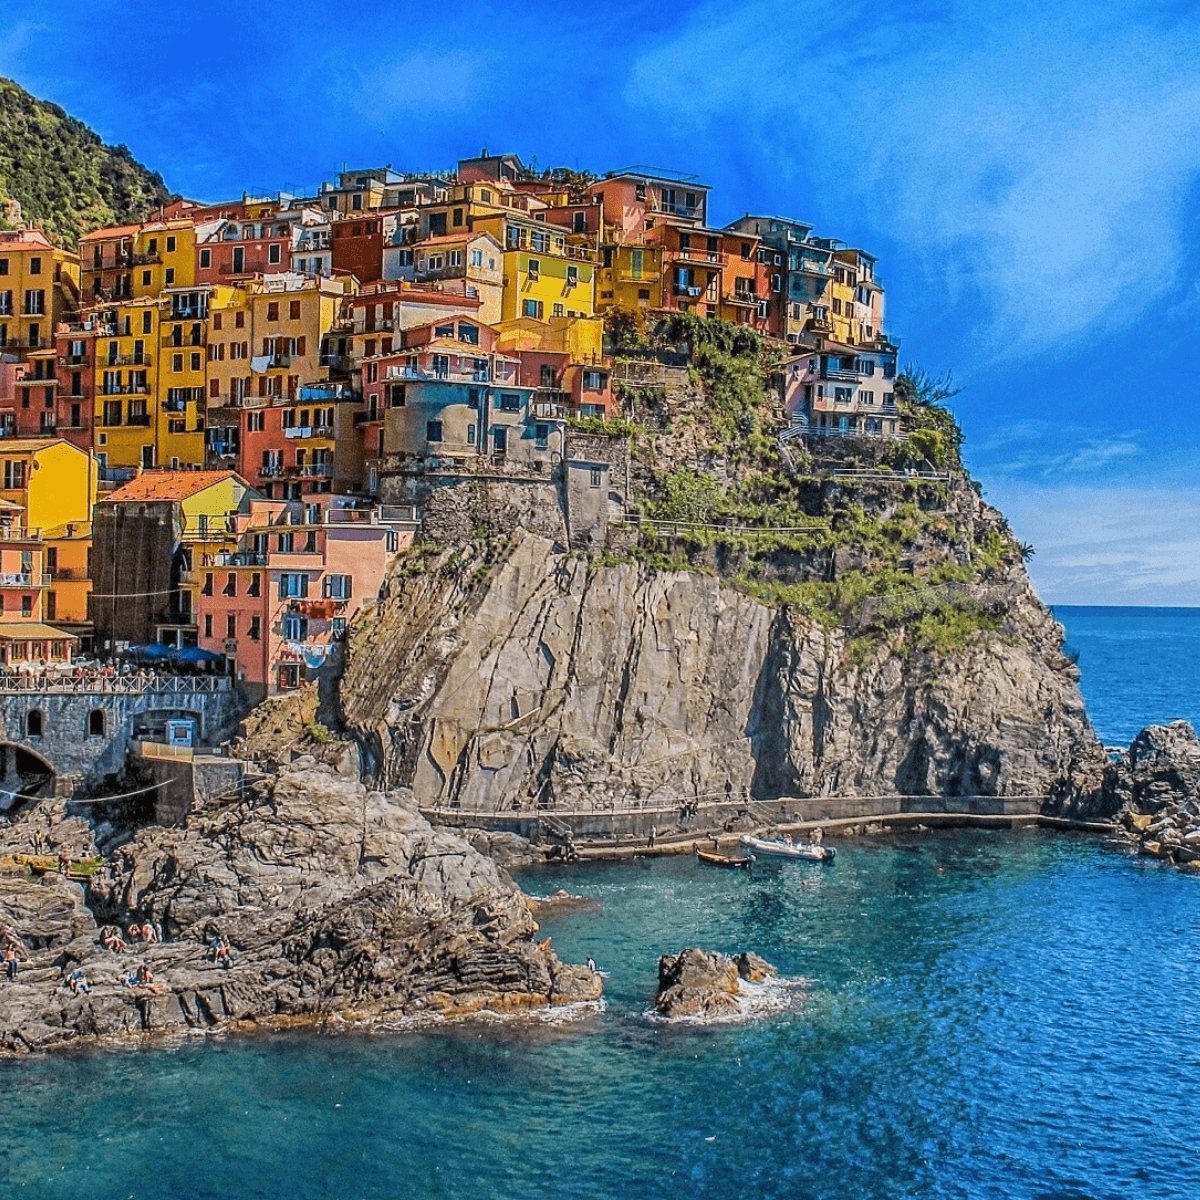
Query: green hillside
0,76,174,248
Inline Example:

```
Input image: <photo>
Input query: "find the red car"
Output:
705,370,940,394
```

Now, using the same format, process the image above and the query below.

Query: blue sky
5,0,1200,604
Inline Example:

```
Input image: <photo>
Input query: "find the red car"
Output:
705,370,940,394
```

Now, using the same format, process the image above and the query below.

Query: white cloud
985,482,1200,604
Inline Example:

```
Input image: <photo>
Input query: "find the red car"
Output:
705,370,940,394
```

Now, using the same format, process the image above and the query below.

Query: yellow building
0,228,80,359
0,438,96,534
495,314,605,364
131,219,197,299
90,297,162,471
473,214,596,325
596,243,663,311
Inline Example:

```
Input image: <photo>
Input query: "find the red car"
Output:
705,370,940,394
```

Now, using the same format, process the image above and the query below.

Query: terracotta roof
104,470,247,503
78,224,147,241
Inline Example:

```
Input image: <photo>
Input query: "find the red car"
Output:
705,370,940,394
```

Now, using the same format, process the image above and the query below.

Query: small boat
696,849,754,870
739,834,835,863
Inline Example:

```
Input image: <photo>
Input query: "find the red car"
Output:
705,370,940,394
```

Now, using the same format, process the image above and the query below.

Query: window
191,352,201,372
470,248,483,267
590,467,602,487
323,574,351,600
289,299,300,320
269,243,281,264
226,613,237,639
583,370,606,391
235,310,245,328
426,420,443,443
142,270,152,287
267,302,279,321
527,258,540,279
0,260,6,276
279,663,301,690
279,572,308,599
467,422,476,446
200,248,211,268
28,257,41,275
447,250,462,268
552,302,564,317
23,289,45,314
248,573,261,597
498,393,521,412
166,235,176,253
88,709,105,737
164,268,175,285
522,299,544,319
249,614,261,641
21,595,32,618
26,710,43,737
203,614,214,639
282,613,308,641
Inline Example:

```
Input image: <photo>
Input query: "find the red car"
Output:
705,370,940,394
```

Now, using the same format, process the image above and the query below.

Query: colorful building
0,228,80,359
90,470,258,652
194,495,410,698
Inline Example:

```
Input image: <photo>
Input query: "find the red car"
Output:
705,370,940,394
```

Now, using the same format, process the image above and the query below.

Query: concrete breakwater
426,792,1056,847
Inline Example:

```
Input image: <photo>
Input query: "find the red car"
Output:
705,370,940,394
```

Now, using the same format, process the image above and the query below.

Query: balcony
354,411,382,426
725,291,759,308
101,353,153,367
384,364,489,385
822,366,862,382
58,355,91,368
671,249,727,269
616,268,661,283
214,551,267,567
806,316,834,333
127,413,152,426
283,426,313,439
99,383,150,396
130,252,161,266
297,462,334,479
0,572,51,588
672,285,704,299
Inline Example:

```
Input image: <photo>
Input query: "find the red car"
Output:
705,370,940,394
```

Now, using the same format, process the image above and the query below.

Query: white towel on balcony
250,355,271,373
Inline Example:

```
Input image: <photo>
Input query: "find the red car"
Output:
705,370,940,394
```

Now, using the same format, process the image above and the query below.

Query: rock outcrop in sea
0,761,600,1053
654,948,779,1019
1101,722,1200,866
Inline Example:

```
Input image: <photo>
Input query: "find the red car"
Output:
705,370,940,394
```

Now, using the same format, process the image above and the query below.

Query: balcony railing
822,367,861,382
101,354,153,367
0,572,51,587
726,291,758,307
671,249,727,268
99,384,150,395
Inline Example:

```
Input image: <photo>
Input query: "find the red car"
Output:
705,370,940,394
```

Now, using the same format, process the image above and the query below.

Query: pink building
193,496,412,698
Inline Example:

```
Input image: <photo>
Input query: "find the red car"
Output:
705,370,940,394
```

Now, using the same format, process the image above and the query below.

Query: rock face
1102,723,1200,864
654,948,777,1018
0,762,601,1053
339,531,1104,811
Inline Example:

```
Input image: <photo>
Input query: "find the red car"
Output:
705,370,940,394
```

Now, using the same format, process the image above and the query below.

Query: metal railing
0,671,232,694
860,582,1021,623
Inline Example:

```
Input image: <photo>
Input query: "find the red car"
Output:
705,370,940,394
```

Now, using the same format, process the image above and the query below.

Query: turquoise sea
3,606,1200,1200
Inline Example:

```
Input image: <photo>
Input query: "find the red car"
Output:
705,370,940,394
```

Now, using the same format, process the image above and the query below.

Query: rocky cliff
335,522,1104,815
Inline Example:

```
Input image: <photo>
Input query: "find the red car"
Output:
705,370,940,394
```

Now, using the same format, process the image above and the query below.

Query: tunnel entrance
0,742,55,816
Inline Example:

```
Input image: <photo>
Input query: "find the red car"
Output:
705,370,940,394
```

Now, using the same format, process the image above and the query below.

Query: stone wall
0,686,244,792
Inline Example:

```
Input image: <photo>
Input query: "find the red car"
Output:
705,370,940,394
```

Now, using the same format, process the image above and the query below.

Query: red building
330,214,386,284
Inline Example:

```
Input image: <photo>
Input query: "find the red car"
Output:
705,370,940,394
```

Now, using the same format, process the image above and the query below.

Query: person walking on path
648,825,657,849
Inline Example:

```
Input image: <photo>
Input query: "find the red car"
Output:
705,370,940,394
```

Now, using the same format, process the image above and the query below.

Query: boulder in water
654,948,778,1018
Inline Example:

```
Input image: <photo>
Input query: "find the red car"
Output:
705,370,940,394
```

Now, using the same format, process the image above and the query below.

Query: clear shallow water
6,833,1200,1200
1054,605,1200,745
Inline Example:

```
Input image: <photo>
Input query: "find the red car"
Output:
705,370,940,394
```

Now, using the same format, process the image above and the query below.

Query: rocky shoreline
6,717,1200,1056
0,759,601,1055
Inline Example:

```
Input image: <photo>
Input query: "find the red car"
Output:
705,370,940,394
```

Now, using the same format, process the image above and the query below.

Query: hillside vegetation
0,76,173,247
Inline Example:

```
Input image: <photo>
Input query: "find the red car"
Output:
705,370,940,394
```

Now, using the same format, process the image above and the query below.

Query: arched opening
26,709,44,738
88,708,105,737
0,742,55,816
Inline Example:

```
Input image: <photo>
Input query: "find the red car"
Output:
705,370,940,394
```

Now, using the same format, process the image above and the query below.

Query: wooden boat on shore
695,849,754,870
739,834,835,863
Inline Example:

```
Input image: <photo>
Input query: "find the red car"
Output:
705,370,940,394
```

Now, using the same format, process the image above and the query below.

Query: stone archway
0,741,56,815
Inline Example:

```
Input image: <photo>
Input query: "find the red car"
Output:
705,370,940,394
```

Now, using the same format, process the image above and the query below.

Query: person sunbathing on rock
66,968,91,995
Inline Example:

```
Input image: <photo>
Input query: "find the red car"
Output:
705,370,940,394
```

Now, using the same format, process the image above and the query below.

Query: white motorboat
739,834,835,862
